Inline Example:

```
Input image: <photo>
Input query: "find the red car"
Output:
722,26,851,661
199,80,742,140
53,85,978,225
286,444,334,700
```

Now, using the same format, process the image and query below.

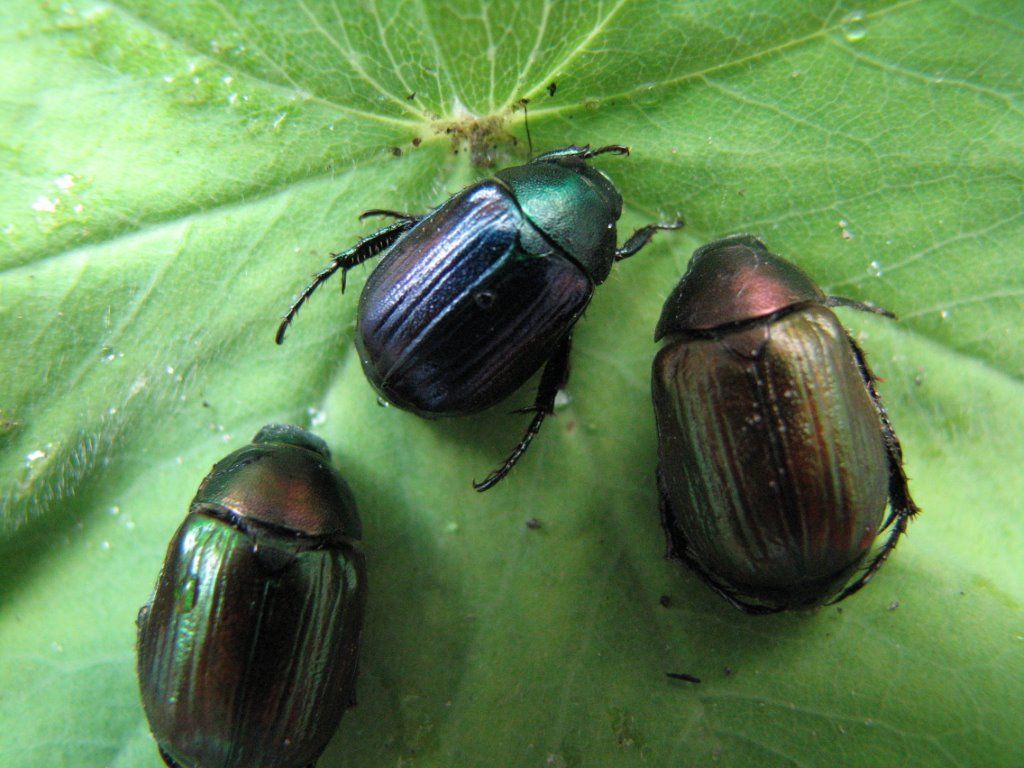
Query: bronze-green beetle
652,235,919,613
137,424,366,767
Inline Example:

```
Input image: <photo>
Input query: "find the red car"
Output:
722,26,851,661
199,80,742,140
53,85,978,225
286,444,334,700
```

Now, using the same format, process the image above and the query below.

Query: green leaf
1,1,1021,766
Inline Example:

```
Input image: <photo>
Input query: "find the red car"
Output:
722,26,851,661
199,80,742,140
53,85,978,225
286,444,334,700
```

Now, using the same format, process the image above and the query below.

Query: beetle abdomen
654,305,888,606
357,182,592,415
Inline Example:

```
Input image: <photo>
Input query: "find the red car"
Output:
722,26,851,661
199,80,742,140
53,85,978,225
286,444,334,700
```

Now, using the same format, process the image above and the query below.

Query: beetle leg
824,295,896,319
657,472,783,615
359,208,421,223
276,219,416,344
473,333,574,492
615,220,686,261
826,333,922,606
532,144,631,163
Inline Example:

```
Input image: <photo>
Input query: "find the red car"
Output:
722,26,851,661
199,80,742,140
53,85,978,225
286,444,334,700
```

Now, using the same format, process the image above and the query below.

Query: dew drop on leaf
841,11,867,42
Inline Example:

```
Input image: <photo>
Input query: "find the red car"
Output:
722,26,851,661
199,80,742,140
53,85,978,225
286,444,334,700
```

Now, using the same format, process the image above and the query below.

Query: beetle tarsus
533,145,630,164
276,219,415,344
359,209,420,223
585,144,630,158
825,295,897,320
474,333,574,492
615,220,685,261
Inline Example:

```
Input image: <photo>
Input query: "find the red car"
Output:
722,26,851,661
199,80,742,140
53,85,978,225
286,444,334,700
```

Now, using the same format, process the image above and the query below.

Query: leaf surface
1,2,1021,766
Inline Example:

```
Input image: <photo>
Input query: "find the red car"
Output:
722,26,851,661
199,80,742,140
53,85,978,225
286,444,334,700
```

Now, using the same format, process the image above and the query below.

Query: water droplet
222,75,233,86
939,309,950,320
129,375,148,396
841,11,867,42
307,407,327,427
99,540,111,551
376,396,390,408
25,449,46,465
445,522,459,533
867,260,883,277
554,390,571,408
108,505,121,516
165,366,175,375
32,196,58,213
54,174,75,191
227,92,239,106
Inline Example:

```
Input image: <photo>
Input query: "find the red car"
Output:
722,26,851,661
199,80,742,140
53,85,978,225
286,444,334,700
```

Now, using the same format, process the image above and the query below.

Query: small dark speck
737,189,746,197
390,146,403,157
659,594,671,608
888,600,900,611
406,92,416,100
836,607,843,614
564,420,576,434
666,672,701,684
525,517,542,530
959,591,966,596
547,81,557,97
202,400,211,408
411,137,422,147
723,666,734,676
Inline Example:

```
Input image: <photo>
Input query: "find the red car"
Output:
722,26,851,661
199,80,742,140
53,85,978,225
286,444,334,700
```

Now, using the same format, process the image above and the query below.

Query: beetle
652,235,919,613
276,145,682,491
137,424,366,768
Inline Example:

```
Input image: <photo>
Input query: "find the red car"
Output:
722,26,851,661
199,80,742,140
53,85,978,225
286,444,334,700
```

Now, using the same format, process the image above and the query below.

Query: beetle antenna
519,98,533,157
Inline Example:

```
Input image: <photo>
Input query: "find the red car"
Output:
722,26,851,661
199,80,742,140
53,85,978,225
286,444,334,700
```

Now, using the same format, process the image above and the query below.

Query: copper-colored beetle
137,424,365,767
653,235,919,613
